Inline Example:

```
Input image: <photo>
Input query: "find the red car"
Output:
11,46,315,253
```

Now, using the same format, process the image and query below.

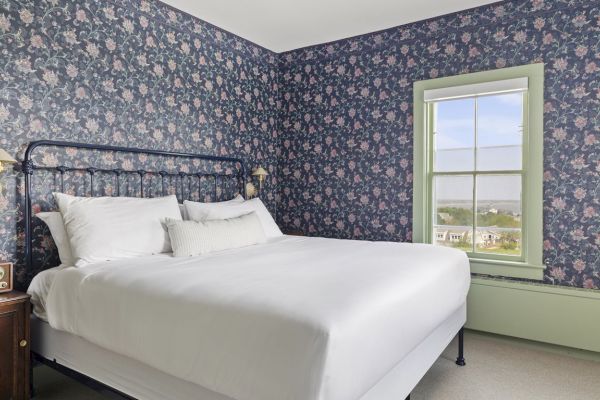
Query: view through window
431,92,524,257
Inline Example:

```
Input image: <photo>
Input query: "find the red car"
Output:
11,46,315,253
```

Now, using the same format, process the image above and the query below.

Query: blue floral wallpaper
277,0,599,289
1,0,598,291
0,0,279,289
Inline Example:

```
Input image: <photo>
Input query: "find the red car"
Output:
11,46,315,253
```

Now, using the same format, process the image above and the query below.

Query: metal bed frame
22,140,246,272
22,140,464,400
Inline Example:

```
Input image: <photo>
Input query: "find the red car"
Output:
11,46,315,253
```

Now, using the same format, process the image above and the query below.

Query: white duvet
45,236,470,400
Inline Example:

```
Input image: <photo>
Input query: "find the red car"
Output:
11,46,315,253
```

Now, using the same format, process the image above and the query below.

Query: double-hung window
413,64,545,280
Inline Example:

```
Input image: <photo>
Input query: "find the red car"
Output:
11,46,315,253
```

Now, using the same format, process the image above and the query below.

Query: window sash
431,171,525,262
431,93,525,174
427,93,527,263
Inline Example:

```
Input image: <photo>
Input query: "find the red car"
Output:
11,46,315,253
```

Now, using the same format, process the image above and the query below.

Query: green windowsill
469,257,545,280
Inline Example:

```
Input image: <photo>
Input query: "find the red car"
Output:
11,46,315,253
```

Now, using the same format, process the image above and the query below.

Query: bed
23,140,469,400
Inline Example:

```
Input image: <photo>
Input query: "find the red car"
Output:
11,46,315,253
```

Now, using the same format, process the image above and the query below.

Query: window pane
477,93,523,171
434,98,475,172
475,175,522,256
433,175,473,252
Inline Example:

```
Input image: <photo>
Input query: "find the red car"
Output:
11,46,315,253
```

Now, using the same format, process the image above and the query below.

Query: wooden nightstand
0,291,30,400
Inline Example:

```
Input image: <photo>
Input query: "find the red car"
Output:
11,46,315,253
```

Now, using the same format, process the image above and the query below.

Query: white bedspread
27,265,66,321
45,236,470,400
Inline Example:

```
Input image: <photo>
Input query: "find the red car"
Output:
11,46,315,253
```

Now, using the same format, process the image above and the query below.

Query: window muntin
429,91,525,259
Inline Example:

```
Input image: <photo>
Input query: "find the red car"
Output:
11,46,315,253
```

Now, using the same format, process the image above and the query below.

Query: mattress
38,236,470,400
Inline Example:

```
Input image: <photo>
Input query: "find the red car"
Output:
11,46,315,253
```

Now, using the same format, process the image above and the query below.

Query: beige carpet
412,332,600,400
33,331,600,399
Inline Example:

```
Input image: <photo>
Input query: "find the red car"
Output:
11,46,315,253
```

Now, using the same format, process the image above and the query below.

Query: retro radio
0,262,13,293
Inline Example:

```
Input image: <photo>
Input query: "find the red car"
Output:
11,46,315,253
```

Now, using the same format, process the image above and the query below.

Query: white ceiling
160,0,499,53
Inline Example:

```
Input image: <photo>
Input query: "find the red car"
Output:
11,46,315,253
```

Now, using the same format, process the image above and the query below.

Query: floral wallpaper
1,0,598,291
0,0,279,289
277,0,599,289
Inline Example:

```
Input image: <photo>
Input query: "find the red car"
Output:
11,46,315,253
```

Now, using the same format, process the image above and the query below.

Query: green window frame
413,64,545,280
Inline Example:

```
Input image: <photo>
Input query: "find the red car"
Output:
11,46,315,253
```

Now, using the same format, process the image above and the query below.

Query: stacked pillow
183,197,282,239
52,194,182,266
179,194,244,219
36,194,281,265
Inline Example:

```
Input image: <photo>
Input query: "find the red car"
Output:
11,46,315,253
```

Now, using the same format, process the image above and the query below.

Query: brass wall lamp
252,167,268,189
251,166,268,197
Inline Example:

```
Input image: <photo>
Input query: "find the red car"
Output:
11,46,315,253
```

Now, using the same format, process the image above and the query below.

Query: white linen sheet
45,236,470,400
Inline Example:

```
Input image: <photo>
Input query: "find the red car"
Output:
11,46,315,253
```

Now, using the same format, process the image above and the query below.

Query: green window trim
413,64,545,280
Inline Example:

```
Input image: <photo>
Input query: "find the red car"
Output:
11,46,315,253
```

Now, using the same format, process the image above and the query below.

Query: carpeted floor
32,331,600,399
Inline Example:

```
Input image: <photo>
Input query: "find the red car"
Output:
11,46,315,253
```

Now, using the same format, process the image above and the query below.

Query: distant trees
436,207,520,228
479,213,520,228
436,207,471,225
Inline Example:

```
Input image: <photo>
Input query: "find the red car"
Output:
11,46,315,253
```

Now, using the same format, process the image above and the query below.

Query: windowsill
469,257,545,280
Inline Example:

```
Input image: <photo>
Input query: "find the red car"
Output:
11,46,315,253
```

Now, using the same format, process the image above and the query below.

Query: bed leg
455,327,466,366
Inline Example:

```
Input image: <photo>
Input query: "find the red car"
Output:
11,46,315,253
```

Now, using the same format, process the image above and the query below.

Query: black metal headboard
22,140,246,271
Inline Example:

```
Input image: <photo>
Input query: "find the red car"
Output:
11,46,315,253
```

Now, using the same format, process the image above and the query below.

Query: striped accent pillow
165,212,267,257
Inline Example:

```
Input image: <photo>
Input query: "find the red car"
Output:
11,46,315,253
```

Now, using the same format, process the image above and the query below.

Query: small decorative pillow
165,212,267,257
35,212,75,266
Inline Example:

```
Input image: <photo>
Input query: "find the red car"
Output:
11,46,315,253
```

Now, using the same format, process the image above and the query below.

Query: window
413,64,545,280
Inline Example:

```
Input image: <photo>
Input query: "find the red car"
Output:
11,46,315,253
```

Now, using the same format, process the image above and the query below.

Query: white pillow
184,200,251,221
178,195,243,220
184,198,282,239
165,212,266,257
54,193,181,266
35,212,75,266
240,198,282,239
179,204,187,220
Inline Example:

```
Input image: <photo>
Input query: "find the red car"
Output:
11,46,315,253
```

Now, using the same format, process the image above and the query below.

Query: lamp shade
252,167,268,177
0,148,16,164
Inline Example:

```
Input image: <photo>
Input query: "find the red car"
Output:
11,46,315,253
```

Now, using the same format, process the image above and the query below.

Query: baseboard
466,329,600,363
466,277,600,353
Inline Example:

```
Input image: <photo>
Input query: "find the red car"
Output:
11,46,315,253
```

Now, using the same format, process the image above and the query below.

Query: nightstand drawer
0,292,30,400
